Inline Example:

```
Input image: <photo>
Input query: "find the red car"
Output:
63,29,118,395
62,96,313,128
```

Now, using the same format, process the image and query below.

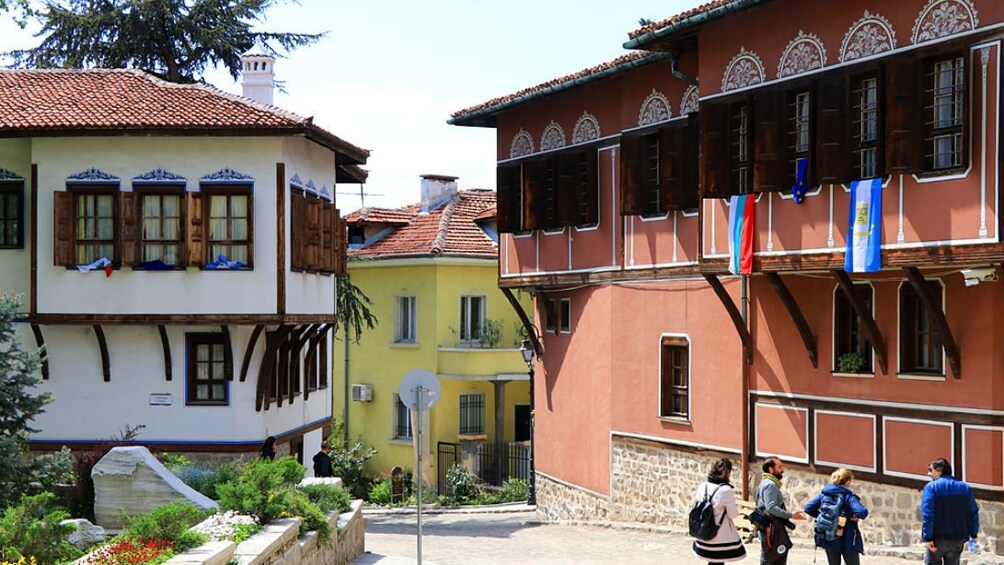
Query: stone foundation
536,473,609,522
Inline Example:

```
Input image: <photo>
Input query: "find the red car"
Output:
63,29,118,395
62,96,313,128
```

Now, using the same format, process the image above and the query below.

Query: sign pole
415,385,424,565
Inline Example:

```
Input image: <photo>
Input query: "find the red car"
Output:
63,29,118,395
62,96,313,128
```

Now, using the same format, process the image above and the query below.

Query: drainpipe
740,275,750,501
343,329,350,446
668,51,698,87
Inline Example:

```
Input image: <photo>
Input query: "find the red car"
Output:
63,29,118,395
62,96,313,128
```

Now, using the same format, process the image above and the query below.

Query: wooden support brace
703,274,753,365
220,325,234,381
287,324,317,406
500,287,542,355
831,270,889,375
763,273,818,368
278,325,305,408
903,267,961,379
302,324,333,401
255,325,292,412
30,324,48,380
294,324,321,402
157,325,171,381
93,324,110,381
240,325,265,382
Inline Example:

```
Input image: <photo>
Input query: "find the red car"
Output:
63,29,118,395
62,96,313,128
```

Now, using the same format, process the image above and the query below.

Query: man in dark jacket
756,457,806,564
921,457,979,565
312,443,333,478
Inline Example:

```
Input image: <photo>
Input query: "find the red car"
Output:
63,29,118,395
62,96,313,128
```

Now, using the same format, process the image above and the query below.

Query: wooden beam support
93,324,110,381
255,325,292,412
157,325,171,381
30,164,37,316
287,324,317,406
302,323,333,401
831,270,889,375
220,325,234,381
500,287,541,355
276,162,286,316
30,324,48,380
763,273,818,368
903,266,961,379
240,325,265,382
703,275,753,365
292,324,320,402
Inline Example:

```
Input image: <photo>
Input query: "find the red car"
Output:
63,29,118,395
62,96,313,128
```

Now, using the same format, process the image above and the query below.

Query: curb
363,503,536,516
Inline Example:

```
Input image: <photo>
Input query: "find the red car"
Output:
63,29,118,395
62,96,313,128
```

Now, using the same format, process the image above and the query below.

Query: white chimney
240,41,275,106
420,174,458,213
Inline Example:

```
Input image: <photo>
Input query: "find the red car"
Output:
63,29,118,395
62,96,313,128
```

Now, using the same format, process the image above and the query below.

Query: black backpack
689,483,728,540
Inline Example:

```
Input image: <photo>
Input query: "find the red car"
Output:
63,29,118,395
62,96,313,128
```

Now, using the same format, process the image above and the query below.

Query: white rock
299,477,344,488
61,518,106,549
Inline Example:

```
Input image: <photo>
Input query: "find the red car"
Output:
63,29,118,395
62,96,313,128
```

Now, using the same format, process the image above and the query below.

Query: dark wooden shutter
557,152,577,225
120,192,138,267
682,113,700,209
334,210,346,275
815,73,851,184
53,191,74,266
659,124,685,211
886,55,924,173
495,164,519,233
753,90,785,192
580,150,599,224
619,134,645,215
306,197,322,271
290,190,304,270
523,159,545,230
321,202,334,273
187,191,204,268
700,103,729,198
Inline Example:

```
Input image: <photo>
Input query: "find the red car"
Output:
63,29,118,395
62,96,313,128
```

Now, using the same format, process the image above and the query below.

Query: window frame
559,298,571,334
659,334,690,421
393,393,414,440
134,185,186,269
850,70,885,180
185,332,230,406
832,282,875,375
922,50,969,175
459,294,487,344
68,184,120,267
898,279,946,377
394,295,417,344
729,100,753,195
459,392,486,436
200,183,254,270
0,179,24,249
785,85,814,188
544,298,557,333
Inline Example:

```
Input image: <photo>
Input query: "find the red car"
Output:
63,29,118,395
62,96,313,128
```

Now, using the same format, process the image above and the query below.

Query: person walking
259,435,276,460
312,443,333,477
756,457,806,565
922,457,979,565
693,458,747,564
804,468,869,565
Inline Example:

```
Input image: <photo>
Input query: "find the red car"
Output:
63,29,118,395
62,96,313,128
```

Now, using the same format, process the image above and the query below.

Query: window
926,56,966,171
642,133,661,215
140,191,183,266
899,281,944,374
833,284,873,373
0,181,23,248
544,298,557,333
459,393,485,435
186,334,229,405
622,120,697,212
202,186,251,266
75,190,117,264
393,394,413,439
460,295,485,342
575,152,596,225
660,336,689,419
786,90,812,186
559,298,571,333
730,102,751,194
395,296,416,343
853,75,882,179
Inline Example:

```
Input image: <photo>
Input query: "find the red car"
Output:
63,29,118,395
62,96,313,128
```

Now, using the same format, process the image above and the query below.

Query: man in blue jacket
921,457,979,565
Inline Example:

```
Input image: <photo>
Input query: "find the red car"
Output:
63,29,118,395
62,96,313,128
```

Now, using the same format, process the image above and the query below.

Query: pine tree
7,0,323,83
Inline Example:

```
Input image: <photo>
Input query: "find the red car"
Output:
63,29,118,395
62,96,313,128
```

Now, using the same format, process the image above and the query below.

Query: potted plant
836,352,867,373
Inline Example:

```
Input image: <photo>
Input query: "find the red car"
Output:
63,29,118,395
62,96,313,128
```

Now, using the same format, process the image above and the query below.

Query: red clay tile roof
348,190,498,259
449,51,669,126
625,0,768,44
474,206,497,223
0,68,368,163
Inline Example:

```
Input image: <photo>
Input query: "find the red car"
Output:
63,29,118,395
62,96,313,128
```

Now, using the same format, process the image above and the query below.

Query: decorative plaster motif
680,85,699,116
201,168,253,182
289,173,304,188
0,168,23,181
912,0,978,44
305,180,318,194
638,90,672,125
571,112,601,144
840,11,897,62
509,129,534,158
133,168,185,183
67,168,119,183
777,31,827,78
319,185,332,200
721,47,766,92
540,122,566,151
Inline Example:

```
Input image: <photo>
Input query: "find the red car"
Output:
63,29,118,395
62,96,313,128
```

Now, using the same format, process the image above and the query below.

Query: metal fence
437,442,461,496
476,441,530,486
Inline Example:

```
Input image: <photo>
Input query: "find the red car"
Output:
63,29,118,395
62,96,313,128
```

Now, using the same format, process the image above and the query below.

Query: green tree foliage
336,275,376,345
7,0,323,83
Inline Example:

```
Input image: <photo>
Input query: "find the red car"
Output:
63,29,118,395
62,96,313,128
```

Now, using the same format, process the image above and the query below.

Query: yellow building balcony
436,346,529,381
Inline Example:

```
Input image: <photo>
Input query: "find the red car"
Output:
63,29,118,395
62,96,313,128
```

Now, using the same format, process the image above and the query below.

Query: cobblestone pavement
353,511,947,565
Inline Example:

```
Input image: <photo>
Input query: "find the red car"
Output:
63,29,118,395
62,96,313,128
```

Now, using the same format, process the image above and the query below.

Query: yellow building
336,175,533,489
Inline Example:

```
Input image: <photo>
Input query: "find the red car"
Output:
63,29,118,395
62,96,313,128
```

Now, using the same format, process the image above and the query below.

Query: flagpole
740,272,750,501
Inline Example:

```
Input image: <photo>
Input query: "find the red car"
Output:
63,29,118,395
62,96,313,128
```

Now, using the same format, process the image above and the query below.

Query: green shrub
121,501,210,552
231,522,261,544
299,484,352,514
496,478,529,503
283,490,331,541
173,459,245,500
217,459,296,525
158,452,193,468
445,464,478,502
367,479,392,505
836,351,867,373
0,492,83,564
328,421,377,499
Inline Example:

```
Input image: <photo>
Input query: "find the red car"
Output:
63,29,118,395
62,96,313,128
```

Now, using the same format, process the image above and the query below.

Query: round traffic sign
398,369,441,411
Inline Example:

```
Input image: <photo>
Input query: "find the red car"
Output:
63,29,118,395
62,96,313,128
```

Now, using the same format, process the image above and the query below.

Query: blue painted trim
27,416,331,446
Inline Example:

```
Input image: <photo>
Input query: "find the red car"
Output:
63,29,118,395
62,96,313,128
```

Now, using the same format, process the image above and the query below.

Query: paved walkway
353,510,990,564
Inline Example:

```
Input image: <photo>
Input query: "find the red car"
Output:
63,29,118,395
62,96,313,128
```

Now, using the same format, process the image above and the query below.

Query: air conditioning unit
351,384,373,402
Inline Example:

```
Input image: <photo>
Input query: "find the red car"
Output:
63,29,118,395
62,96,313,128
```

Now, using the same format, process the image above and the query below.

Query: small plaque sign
149,393,173,406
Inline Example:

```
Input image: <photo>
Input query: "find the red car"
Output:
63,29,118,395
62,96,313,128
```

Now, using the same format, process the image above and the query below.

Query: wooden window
460,295,485,343
139,190,184,267
544,298,557,333
575,150,599,225
74,189,117,265
202,185,252,267
833,284,873,373
925,54,967,172
291,188,307,270
852,74,883,179
459,393,485,435
885,55,924,173
393,394,413,439
753,90,785,192
642,133,661,215
559,298,571,333
186,333,228,405
730,101,752,194
496,164,521,233
660,336,689,419
786,89,812,187
0,181,23,248
395,296,416,343
899,281,944,374
701,102,731,199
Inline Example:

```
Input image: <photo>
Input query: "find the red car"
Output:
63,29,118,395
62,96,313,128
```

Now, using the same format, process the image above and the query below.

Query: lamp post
520,338,536,506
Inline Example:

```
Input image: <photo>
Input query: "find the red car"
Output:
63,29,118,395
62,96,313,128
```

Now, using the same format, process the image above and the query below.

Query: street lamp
519,338,536,506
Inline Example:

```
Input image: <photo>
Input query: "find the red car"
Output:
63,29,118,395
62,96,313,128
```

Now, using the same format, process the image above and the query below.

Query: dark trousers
825,547,860,565
925,539,965,565
760,552,787,565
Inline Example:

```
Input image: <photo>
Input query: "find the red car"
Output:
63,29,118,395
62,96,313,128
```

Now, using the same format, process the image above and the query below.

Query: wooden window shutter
815,72,852,184
700,103,729,198
290,190,305,270
187,191,204,268
495,164,520,233
682,113,701,209
334,209,346,275
619,134,646,215
320,203,335,273
523,158,545,230
306,197,322,271
753,90,785,192
580,150,599,224
658,123,685,211
119,192,138,267
53,191,74,266
885,55,924,173
557,152,578,225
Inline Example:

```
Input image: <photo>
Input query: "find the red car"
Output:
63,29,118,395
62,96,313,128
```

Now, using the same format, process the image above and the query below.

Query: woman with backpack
803,468,869,565
693,457,747,564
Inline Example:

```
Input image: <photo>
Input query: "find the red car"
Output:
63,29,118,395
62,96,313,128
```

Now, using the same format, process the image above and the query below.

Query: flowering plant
80,536,174,565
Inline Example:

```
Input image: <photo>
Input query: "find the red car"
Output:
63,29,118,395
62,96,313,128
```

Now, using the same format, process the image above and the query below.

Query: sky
0,0,705,212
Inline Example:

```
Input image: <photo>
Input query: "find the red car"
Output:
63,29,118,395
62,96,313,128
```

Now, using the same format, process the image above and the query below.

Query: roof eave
623,0,769,51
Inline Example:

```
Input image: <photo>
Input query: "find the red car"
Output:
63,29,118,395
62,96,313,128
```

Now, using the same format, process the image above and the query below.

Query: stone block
62,518,106,549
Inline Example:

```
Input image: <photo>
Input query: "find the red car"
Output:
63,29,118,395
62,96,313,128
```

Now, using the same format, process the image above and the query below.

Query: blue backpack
813,492,845,543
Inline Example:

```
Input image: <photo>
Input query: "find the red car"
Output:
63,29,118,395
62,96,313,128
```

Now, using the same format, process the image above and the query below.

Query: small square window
0,181,24,249
660,336,689,419
186,333,229,405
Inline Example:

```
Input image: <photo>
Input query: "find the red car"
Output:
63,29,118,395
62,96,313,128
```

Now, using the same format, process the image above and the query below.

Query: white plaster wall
0,139,32,299
302,427,324,477
31,324,332,444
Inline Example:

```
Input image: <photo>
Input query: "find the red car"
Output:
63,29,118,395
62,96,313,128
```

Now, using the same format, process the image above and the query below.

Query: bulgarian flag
727,194,755,275
77,257,113,277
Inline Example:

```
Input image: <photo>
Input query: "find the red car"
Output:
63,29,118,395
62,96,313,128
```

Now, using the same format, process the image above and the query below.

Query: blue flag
845,178,882,273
